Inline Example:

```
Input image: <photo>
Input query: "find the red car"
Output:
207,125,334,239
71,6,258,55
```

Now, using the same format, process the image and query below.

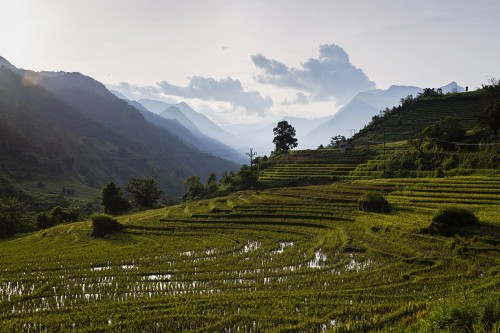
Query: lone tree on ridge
273,120,298,154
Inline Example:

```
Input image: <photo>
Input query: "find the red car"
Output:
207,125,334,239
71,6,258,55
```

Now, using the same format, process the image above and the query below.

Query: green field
352,96,496,144
1,176,499,332
259,150,376,184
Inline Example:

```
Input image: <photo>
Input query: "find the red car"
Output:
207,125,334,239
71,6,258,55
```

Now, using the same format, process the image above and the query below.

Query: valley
1,57,499,332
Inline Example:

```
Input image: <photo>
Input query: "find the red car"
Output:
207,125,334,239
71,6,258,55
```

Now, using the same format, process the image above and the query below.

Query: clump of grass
90,213,124,237
429,206,478,236
358,191,391,213
411,294,500,333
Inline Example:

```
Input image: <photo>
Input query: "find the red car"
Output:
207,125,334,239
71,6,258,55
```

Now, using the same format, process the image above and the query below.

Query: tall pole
246,148,257,178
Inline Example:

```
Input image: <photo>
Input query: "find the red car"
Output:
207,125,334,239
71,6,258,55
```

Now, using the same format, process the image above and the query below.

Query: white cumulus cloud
158,76,273,115
252,44,375,104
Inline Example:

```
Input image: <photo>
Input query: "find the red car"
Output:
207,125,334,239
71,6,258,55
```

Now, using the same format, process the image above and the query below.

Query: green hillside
258,87,500,186
352,89,500,144
1,175,498,331
0,67,238,210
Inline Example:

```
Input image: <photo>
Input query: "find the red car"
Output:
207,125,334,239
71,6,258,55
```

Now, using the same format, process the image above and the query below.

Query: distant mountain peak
0,56,17,70
166,105,181,112
110,90,129,100
439,81,465,93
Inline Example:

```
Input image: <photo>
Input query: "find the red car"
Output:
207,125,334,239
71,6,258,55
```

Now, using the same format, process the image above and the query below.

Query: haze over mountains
110,95,247,164
137,99,249,152
0,58,239,197
111,79,464,155
200,82,464,152
1,54,467,195
299,81,464,148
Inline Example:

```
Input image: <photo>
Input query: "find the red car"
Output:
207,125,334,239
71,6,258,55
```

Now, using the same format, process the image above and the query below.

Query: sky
1,0,500,129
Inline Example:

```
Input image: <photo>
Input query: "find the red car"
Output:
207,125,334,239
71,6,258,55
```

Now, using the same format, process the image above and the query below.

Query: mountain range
0,58,238,199
0,54,467,201
110,95,247,164
232,82,464,152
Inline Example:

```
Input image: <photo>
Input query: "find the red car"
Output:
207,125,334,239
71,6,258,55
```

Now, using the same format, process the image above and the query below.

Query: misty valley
1,55,499,332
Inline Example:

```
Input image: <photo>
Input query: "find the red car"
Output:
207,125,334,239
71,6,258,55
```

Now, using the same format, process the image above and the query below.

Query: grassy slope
1,176,499,332
258,150,377,184
352,92,497,144
258,89,500,185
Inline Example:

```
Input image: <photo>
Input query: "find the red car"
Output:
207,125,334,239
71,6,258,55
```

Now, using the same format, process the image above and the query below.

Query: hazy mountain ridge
299,83,463,148
111,79,465,155
0,56,16,71
0,59,239,197
239,116,333,153
138,99,248,150
160,106,201,135
301,98,379,148
112,94,246,164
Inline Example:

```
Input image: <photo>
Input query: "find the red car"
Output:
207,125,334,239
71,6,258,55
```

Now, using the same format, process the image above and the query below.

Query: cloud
251,54,289,75
108,76,273,116
106,82,175,102
252,44,375,104
158,76,273,115
282,92,310,105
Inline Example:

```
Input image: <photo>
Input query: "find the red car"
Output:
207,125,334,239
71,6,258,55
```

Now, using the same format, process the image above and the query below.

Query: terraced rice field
259,150,375,184
0,176,499,332
354,97,496,144
258,164,358,183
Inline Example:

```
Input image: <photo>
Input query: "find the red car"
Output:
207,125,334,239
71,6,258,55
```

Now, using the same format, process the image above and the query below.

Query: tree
0,197,31,238
417,88,442,100
478,102,500,138
205,173,219,195
125,177,163,210
408,135,425,156
329,135,346,148
36,212,54,229
101,181,130,215
273,120,298,154
439,116,465,141
183,176,204,201
219,171,235,190
49,206,79,223
421,116,466,149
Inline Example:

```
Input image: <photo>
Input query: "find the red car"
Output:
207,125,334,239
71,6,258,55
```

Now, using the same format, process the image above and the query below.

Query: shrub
91,213,124,237
429,207,478,236
358,191,391,213
413,295,500,332
36,212,54,229
50,206,80,224
434,167,445,178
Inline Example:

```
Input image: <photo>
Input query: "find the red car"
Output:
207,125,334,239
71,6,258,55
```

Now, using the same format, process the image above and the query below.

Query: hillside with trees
0,66,238,214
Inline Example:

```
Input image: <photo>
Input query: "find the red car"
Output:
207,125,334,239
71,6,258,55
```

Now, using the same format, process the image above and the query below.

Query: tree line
0,120,302,238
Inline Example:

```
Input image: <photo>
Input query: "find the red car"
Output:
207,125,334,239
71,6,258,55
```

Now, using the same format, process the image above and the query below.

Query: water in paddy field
1,239,376,319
